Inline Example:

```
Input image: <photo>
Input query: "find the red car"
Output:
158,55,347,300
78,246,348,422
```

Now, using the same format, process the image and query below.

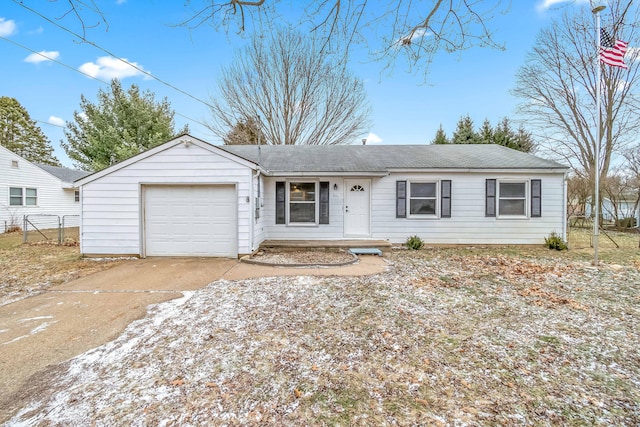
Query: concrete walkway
0,256,386,422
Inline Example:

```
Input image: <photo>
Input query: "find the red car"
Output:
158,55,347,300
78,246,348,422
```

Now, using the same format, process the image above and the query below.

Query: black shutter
531,179,542,217
396,181,406,218
441,180,451,218
319,182,330,224
486,179,496,217
275,181,285,224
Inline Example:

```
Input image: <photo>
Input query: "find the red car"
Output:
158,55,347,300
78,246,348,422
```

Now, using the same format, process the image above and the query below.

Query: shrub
615,217,637,228
544,232,568,251
405,235,424,250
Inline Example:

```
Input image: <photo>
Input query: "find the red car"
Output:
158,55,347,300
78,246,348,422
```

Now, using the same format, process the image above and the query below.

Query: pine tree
478,119,494,144
451,115,480,144
493,118,535,153
0,97,60,165
62,79,188,171
431,124,449,144
224,117,267,145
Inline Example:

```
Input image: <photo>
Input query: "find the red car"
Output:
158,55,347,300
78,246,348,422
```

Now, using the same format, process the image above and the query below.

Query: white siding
372,172,566,244
0,146,80,232
261,172,566,245
80,142,254,256
262,177,346,240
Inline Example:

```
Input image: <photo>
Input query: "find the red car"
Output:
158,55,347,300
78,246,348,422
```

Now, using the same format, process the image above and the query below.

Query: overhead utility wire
14,1,215,109
0,35,211,130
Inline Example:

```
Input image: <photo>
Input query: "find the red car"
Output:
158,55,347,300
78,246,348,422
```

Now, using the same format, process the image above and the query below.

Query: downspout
251,168,261,252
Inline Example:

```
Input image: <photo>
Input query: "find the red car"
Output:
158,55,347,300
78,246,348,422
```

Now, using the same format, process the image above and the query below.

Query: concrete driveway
0,256,385,422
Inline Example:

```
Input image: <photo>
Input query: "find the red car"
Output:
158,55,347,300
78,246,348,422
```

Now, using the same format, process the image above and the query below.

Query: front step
259,239,392,252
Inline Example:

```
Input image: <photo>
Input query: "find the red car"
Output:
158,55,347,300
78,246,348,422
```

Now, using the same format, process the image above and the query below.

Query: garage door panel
144,185,237,257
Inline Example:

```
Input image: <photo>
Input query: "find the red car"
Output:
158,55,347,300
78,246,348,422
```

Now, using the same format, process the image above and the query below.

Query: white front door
344,179,371,237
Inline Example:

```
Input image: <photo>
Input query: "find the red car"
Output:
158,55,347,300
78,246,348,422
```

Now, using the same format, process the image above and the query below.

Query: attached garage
77,136,258,258
143,185,237,257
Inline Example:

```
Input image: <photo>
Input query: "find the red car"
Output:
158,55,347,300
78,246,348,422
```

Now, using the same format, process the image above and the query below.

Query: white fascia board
265,171,389,177
386,168,570,174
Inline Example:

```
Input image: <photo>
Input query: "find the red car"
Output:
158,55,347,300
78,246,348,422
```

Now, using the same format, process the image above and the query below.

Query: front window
409,182,437,216
498,182,527,216
289,182,316,223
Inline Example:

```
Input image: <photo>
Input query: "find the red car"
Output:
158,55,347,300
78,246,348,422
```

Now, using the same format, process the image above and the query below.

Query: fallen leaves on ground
7,249,640,426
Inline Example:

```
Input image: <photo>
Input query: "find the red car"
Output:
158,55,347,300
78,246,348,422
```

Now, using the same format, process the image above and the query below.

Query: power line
0,36,212,131
13,1,215,110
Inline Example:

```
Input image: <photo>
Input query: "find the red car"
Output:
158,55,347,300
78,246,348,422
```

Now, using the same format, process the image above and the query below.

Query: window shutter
275,181,285,224
319,182,330,224
531,179,542,217
396,181,406,218
486,179,496,217
441,180,451,218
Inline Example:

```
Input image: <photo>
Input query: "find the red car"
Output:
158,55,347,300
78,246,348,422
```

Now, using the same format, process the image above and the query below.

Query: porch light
333,183,338,191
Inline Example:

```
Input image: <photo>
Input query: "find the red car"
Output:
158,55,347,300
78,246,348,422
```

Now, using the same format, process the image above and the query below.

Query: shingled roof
36,164,91,184
220,144,568,174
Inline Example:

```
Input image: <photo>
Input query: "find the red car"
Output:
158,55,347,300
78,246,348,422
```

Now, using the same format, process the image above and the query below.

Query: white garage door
144,185,237,257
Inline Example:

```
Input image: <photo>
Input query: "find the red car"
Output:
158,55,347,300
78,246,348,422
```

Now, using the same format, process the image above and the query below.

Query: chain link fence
22,214,80,245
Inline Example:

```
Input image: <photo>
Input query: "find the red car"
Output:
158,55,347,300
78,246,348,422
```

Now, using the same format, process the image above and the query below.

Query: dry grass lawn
0,231,125,306
5,227,640,426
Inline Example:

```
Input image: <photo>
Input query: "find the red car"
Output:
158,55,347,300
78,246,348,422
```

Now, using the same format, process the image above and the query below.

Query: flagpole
593,5,605,267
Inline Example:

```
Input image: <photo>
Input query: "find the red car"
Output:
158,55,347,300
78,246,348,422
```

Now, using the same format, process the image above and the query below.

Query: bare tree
208,28,371,145
21,0,507,76
184,0,507,75
513,2,640,202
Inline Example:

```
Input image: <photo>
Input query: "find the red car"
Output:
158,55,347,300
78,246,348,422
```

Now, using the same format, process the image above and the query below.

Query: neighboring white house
0,145,89,232
76,135,570,258
585,194,639,226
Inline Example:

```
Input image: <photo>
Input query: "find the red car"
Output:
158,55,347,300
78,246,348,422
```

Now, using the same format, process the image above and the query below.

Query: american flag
600,28,628,69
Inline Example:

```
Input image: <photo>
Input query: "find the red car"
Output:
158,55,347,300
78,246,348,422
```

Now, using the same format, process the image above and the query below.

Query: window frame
497,180,528,218
287,180,319,225
407,180,439,218
9,187,38,207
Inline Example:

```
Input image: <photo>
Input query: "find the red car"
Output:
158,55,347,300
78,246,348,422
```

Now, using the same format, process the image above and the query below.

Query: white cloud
536,0,589,12
362,132,383,145
0,17,17,37
78,56,147,80
24,51,60,64
48,116,65,127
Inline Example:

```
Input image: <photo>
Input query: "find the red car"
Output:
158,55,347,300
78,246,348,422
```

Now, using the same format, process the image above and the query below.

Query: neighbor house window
275,181,330,225
75,189,80,202
9,187,37,206
9,187,23,206
498,182,527,216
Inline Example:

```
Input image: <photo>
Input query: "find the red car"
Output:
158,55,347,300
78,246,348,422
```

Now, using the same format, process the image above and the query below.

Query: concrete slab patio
0,256,386,422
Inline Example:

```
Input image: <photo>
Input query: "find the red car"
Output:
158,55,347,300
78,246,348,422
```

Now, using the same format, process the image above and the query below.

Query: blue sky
1,0,590,167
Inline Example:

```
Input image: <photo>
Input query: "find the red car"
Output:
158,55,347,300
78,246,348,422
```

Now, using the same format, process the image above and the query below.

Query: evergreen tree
478,119,494,144
451,115,480,144
62,79,188,171
431,124,449,144
0,97,60,165
493,118,535,153
224,117,267,145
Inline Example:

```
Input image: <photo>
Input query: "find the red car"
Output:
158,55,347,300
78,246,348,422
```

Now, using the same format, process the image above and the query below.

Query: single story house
0,144,89,232
76,135,569,258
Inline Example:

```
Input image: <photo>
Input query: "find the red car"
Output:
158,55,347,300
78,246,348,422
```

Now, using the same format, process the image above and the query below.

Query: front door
344,179,371,237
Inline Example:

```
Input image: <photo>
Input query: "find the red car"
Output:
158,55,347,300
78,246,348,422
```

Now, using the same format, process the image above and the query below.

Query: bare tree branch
513,1,640,211
209,28,371,145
